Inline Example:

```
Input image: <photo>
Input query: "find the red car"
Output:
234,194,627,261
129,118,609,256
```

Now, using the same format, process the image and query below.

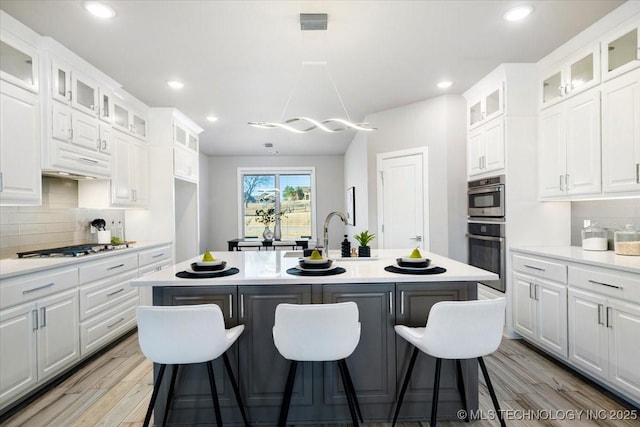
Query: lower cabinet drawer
79,253,138,284
513,254,567,283
79,270,138,321
569,265,640,303
138,245,171,267
1,267,78,310
79,297,138,357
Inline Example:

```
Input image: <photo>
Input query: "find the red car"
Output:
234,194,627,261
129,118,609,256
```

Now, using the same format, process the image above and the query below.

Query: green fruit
202,250,215,262
309,249,323,260
409,248,422,258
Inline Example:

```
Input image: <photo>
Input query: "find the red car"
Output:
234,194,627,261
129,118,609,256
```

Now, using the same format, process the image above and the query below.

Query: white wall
345,95,467,259
206,155,344,251
343,132,369,243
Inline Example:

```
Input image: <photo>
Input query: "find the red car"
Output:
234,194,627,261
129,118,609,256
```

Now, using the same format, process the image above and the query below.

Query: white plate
295,264,338,272
396,264,436,271
400,257,429,263
301,257,334,264
195,260,225,267
188,265,232,275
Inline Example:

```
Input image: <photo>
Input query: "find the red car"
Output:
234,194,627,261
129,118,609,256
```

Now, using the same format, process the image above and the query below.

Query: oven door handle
465,234,505,242
468,185,503,195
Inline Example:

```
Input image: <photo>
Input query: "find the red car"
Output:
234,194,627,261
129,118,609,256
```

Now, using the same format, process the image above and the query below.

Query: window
239,168,316,240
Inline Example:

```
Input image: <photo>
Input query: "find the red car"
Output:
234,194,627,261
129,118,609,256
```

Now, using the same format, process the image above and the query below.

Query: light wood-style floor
2,332,638,427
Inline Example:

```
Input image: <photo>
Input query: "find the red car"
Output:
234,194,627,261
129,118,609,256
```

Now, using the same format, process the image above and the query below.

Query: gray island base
132,250,499,425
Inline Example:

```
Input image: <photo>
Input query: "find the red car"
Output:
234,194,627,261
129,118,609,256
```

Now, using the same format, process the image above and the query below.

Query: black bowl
298,259,333,269
396,258,431,268
191,261,227,272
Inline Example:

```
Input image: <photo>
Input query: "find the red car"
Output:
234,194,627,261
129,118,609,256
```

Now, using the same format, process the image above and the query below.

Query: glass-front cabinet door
51,59,71,103
113,103,130,132
467,83,504,130
540,44,599,108
468,100,483,128
0,34,38,92
187,133,198,151
602,20,640,81
173,123,187,146
132,113,147,140
98,88,113,123
71,72,98,116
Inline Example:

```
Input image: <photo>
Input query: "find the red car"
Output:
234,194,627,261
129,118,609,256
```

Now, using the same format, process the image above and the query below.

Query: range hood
42,170,101,180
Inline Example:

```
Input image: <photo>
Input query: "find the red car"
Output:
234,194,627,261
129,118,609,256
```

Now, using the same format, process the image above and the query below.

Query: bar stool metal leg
143,363,167,427
278,360,298,427
392,346,419,427
455,359,470,422
162,364,180,427
338,359,363,423
223,353,250,426
431,358,442,427
206,361,223,427
478,357,506,427
337,359,359,426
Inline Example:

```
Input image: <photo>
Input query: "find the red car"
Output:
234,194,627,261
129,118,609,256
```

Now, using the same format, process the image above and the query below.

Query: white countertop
131,249,498,287
511,246,640,274
0,242,171,279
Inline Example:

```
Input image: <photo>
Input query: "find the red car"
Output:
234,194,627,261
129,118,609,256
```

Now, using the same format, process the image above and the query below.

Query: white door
536,278,568,358
482,119,505,173
539,104,567,197
512,273,536,341
112,132,133,205
607,298,640,399
378,150,426,249
568,288,609,381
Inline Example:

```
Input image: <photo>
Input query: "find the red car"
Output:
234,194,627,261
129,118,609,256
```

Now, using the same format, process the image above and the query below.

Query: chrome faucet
322,211,348,253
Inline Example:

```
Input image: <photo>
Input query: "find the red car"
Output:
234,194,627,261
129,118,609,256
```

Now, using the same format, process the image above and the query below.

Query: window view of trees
242,172,312,239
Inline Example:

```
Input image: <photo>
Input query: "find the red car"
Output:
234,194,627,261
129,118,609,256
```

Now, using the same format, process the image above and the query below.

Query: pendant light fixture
248,14,376,134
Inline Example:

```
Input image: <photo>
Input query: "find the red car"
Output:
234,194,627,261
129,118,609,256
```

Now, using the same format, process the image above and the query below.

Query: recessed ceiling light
437,81,453,89
503,5,533,22
83,1,116,19
206,116,218,123
167,80,184,90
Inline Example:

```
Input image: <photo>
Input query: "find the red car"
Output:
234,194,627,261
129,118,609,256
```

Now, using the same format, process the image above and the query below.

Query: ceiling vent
300,13,327,31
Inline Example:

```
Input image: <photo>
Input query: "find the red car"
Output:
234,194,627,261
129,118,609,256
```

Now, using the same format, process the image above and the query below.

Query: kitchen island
132,249,498,425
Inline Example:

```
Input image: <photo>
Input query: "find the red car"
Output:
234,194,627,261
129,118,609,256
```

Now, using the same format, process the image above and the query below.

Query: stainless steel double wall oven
466,175,506,293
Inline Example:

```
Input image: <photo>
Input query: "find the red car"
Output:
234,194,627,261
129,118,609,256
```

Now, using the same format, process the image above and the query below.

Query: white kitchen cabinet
137,244,172,306
539,88,601,198
568,264,640,402
0,288,79,409
98,87,114,124
174,145,199,182
174,121,199,151
111,132,148,207
601,69,640,194
51,58,98,117
467,118,504,177
98,122,112,155
113,100,147,141
71,109,100,152
540,43,600,108
467,82,504,130
0,79,41,206
0,31,38,93
601,18,640,82
513,272,568,358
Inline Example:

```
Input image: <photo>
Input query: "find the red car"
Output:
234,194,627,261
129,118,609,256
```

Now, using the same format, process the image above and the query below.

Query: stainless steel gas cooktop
17,242,130,258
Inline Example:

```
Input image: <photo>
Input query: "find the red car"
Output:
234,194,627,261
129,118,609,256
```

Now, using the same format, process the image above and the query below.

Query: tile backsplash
0,177,124,259
571,199,640,248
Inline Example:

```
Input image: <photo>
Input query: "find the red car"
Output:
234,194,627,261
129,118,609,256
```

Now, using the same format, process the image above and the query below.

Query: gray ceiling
0,0,625,156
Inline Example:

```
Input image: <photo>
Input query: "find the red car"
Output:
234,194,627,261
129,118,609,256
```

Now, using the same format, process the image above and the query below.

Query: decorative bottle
341,235,351,258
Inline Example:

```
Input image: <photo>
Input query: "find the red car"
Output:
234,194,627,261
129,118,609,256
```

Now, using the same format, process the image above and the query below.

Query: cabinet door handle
152,253,165,258
32,309,38,331
69,128,73,141
529,283,535,299
636,163,639,184
0,172,3,192
565,174,570,190
107,317,125,329
597,304,604,325
106,288,125,297
478,157,482,170
40,307,46,328
606,307,613,328
96,139,101,149
79,157,98,164
107,263,125,271
240,294,245,319
524,264,545,272
67,90,72,101
23,282,55,294
229,294,233,319
534,284,539,301
559,174,564,191
389,291,393,315
102,140,108,150
400,291,405,315
588,279,622,290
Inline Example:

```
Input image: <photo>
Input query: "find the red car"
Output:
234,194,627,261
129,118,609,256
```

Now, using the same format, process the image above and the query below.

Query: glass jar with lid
614,224,640,256
581,223,607,251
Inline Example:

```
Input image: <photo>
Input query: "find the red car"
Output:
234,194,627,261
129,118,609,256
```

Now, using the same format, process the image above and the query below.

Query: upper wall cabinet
601,68,640,194
467,82,504,130
51,58,99,117
540,43,600,109
601,18,640,82
0,22,41,206
113,100,147,141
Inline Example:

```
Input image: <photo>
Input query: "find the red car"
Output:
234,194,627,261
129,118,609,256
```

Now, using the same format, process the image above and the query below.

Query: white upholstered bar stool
272,302,363,427
137,304,249,427
392,298,507,427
